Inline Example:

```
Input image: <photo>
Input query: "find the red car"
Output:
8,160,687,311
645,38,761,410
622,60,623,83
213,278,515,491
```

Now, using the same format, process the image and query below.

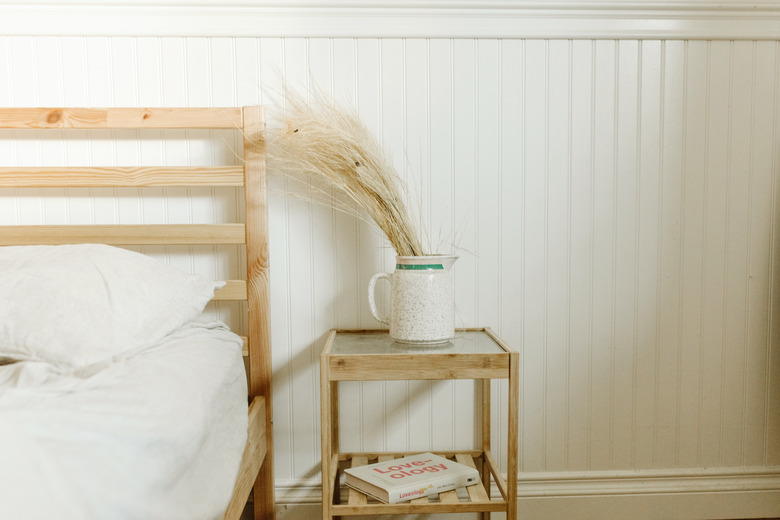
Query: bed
0,107,274,520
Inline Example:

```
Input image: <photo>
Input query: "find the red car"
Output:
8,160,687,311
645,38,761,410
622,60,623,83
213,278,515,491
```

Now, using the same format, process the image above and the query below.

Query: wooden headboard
0,107,274,519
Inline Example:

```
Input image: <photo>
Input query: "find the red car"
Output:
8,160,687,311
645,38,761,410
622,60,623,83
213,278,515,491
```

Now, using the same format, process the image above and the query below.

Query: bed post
242,105,275,520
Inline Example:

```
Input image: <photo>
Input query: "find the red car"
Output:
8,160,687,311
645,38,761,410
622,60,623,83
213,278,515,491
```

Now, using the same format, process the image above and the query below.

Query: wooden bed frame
0,107,274,520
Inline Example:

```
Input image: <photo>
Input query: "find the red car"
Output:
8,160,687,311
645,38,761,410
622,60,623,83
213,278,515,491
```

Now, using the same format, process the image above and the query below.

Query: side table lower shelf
326,451,510,516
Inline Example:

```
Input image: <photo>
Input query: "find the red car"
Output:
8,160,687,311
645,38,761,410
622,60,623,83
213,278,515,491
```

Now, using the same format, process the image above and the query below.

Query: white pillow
0,244,225,369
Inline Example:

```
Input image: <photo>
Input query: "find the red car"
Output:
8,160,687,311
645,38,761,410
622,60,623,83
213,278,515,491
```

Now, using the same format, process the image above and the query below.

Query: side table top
327,328,509,356
322,328,514,381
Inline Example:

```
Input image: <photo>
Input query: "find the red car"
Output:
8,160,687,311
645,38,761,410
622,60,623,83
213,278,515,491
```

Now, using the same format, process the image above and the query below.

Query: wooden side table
320,328,519,519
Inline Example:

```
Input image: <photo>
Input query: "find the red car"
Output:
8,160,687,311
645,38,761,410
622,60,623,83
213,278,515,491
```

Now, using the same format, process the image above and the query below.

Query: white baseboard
275,467,780,520
515,467,780,520
516,466,780,497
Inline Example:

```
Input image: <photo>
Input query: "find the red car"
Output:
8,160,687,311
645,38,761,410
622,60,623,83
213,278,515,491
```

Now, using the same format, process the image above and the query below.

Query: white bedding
0,320,248,520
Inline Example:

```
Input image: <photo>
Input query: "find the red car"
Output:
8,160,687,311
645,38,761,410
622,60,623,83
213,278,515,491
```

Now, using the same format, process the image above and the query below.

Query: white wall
1,2,779,518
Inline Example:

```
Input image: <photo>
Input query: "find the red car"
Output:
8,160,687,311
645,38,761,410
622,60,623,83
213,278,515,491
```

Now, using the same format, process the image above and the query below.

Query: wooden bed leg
250,394,275,520
251,396,275,519
222,397,272,520
253,460,275,520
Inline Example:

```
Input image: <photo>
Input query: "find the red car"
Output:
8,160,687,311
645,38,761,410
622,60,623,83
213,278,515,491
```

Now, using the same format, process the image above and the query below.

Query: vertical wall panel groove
517,38,526,471
765,39,780,467
742,40,757,466
719,40,733,468
609,39,620,469
653,39,666,468
541,38,549,472
631,39,642,469
563,38,573,471
586,39,597,470
696,40,711,468
675,39,687,467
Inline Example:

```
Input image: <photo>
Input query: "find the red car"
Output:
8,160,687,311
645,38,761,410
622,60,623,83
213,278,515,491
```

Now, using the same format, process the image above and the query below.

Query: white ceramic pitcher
368,255,458,344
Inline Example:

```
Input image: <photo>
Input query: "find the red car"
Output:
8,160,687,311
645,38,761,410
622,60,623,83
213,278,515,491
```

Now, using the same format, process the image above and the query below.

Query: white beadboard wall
1,10,780,518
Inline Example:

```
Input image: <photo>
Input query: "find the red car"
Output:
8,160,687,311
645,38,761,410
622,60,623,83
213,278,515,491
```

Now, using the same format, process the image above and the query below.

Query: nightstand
320,328,518,519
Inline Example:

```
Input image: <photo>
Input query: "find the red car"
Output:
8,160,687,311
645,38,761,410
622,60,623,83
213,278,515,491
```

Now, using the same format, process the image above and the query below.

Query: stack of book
343,452,480,504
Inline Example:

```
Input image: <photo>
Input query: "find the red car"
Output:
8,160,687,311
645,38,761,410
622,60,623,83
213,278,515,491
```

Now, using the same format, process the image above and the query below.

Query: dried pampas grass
266,85,427,257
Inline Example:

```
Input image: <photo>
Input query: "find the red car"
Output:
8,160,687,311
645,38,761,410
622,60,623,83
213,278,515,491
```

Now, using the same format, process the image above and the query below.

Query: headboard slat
213,280,248,301
0,166,244,187
0,224,246,245
0,107,243,129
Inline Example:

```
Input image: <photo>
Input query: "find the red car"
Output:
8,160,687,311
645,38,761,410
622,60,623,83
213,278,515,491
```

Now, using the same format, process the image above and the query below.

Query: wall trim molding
1,2,780,39
514,466,780,497
276,467,780,518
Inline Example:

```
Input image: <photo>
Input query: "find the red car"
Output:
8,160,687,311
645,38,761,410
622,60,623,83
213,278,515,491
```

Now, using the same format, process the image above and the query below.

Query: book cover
343,452,480,504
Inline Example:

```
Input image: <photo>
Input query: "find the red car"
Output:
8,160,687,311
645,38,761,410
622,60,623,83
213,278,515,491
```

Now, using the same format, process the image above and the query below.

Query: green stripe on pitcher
396,263,444,270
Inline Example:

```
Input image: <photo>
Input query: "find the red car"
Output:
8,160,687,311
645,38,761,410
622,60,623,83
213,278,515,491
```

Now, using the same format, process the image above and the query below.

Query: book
343,452,480,504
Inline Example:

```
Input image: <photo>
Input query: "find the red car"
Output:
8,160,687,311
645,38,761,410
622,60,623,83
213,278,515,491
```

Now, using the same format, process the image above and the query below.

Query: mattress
0,320,248,520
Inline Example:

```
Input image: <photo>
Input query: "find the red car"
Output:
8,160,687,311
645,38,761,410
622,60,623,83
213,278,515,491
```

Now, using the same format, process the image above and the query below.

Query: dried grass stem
267,87,426,257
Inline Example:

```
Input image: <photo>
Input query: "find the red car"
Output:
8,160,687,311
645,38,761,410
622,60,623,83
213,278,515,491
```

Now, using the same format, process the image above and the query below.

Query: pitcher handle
368,273,391,325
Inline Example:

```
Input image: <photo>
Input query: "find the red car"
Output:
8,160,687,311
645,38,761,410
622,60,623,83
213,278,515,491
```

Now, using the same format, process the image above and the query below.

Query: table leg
330,381,339,507
506,352,519,520
320,363,332,519
480,378,491,520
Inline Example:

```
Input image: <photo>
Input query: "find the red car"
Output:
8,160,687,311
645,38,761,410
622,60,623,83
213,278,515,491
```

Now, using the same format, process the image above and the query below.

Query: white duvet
0,321,248,520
